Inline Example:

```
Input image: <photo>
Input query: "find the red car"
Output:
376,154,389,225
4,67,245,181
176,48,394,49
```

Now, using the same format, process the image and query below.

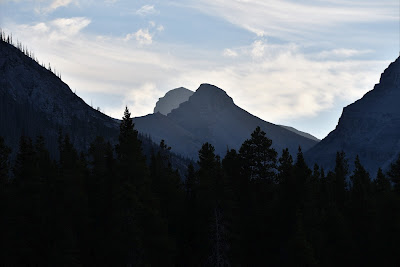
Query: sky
0,0,398,139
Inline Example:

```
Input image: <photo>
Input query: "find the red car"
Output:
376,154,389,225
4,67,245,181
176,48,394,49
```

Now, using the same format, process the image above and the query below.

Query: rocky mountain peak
154,87,194,115
188,83,234,110
378,56,400,89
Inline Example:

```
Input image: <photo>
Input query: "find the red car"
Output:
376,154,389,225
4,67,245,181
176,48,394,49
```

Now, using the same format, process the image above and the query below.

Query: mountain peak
154,87,194,115
377,56,400,90
191,83,234,108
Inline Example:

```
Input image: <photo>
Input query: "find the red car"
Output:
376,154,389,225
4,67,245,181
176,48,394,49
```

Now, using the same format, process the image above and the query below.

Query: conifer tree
239,126,277,182
277,148,293,185
350,156,371,207
333,151,349,209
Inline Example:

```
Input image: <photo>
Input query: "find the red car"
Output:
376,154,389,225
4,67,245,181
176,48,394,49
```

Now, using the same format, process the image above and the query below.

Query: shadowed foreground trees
1,111,400,265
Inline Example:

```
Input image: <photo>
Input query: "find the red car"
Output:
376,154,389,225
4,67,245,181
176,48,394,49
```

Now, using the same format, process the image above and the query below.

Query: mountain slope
279,125,320,142
0,39,191,173
0,40,119,156
135,83,318,159
305,56,400,174
154,87,194,115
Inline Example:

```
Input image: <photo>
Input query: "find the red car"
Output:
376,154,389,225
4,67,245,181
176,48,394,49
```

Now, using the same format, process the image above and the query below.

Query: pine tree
277,148,293,185
239,126,277,182
350,155,371,207
333,151,349,209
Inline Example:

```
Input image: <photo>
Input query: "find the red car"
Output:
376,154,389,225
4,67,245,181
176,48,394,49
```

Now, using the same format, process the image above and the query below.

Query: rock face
306,56,400,175
154,87,194,115
135,83,319,159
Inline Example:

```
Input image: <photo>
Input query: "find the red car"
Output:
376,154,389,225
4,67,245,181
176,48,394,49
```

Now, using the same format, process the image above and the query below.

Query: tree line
1,107,400,266
0,29,62,79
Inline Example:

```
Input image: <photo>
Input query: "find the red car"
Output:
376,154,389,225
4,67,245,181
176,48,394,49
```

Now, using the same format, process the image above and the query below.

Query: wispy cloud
186,0,397,40
135,5,159,16
35,0,78,14
223,48,238,58
51,17,90,36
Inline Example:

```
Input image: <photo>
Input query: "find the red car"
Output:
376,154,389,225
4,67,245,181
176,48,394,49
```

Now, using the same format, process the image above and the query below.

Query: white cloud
135,29,152,45
223,48,238,57
49,0,74,11
251,40,265,58
136,5,158,16
125,28,153,45
32,22,50,33
51,17,91,36
35,0,77,14
12,17,90,41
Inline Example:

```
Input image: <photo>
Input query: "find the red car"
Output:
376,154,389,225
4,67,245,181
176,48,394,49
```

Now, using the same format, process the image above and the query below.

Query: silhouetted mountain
154,87,194,115
0,40,119,157
306,56,400,174
279,125,320,142
0,39,190,173
135,83,319,159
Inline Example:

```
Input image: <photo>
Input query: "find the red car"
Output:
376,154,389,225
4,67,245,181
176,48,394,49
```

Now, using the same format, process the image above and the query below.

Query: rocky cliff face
135,83,319,159
306,57,400,175
154,87,193,115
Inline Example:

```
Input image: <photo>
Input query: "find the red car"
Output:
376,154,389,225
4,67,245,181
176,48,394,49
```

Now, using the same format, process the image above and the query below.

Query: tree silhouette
239,126,277,182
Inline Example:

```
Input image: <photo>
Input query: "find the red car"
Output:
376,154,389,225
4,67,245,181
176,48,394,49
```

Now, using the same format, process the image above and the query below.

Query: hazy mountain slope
135,83,318,159
305,56,400,174
279,125,320,142
154,87,194,115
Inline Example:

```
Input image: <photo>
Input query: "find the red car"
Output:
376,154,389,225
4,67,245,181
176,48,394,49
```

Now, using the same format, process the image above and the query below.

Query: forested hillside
1,107,400,266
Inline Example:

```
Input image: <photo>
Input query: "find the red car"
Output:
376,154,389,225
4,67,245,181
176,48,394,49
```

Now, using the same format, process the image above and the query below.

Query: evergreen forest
1,107,400,266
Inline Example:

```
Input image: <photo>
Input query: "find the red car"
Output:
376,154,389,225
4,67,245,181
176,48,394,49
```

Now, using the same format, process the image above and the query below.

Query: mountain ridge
305,56,400,174
135,83,319,159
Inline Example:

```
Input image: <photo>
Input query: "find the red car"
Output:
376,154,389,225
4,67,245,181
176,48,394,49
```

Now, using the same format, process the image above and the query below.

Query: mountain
0,40,120,157
279,125,320,142
0,39,190,172
134,83,319,159
306,56,400,175
154,87,194,115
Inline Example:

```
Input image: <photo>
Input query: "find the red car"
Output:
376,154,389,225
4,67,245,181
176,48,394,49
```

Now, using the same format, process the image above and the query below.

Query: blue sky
0,0,398,139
